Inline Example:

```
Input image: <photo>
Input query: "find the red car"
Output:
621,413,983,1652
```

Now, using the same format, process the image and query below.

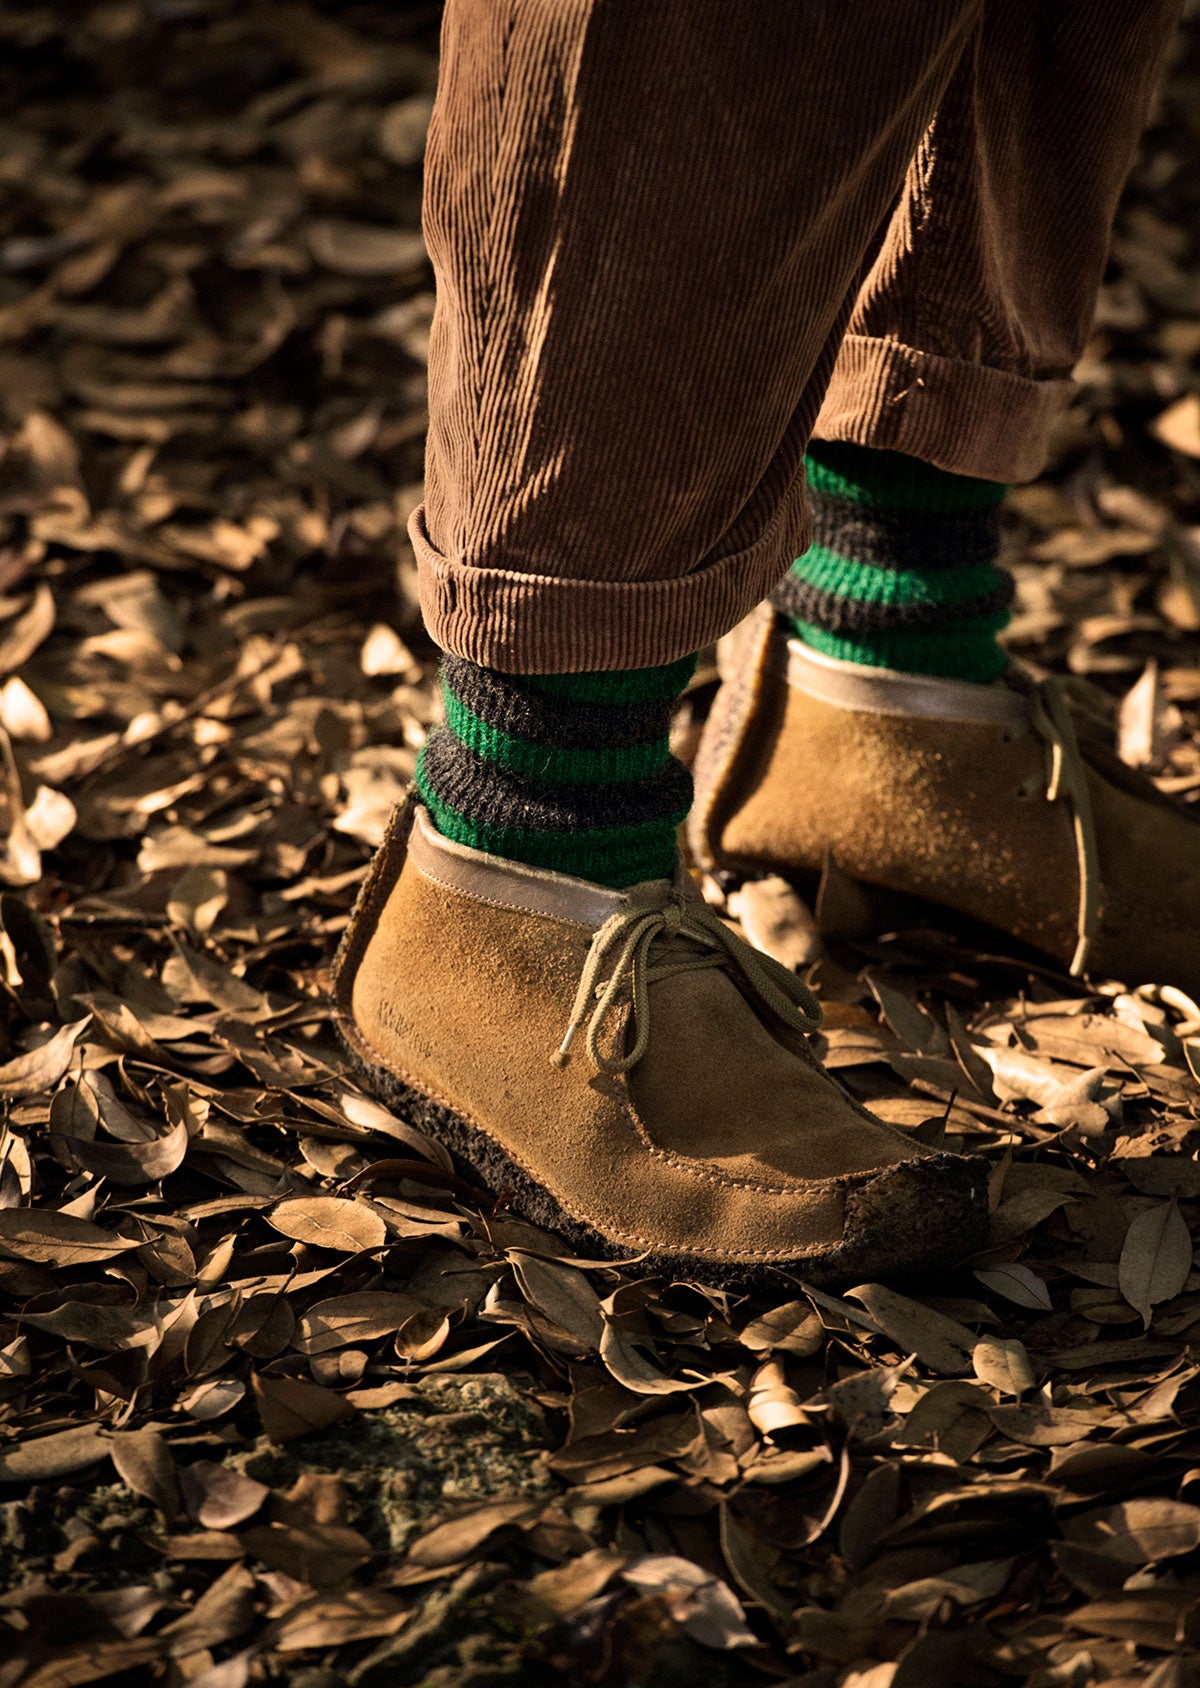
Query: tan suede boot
692,605,1200,994
332,796,987,1288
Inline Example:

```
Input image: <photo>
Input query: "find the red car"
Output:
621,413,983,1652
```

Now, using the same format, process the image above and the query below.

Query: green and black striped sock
773,440,1012,684
414,654,696,889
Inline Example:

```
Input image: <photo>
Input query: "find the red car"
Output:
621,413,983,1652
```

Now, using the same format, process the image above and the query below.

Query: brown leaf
240,1515,372,1587
393,1307,451,1362
0,1424,108,1482
158,1562,256,1655
18,1637,163,1688
725,877,821,969
179,1461,269,1529
1068,1498,1200,1563
621,1554,756,1650
251,1372,356,1445
524,1548,626,1616
974,1263,1053,1311
508,1251,604,1349
747,1358,810,1437
1153,392,1200,458
0,1209,142,1266
598,1320,701,1396
972,1336,1036,1396
0,1018,88,1097
845,1283,976,1375
306,220,426,277
107,1427,179,1518
266,1196,387,1253
1118,1199,1193,1327
293,1290,420,1354
271,1589,409,1651
0,583,55,676
406,1498,545,1569
52,1115,189,1185
739,1299,824,1356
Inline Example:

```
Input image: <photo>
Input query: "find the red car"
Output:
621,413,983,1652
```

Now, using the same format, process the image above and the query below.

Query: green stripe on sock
791,544,1008,613
805,440,1006,513
793,614,1011,684
442,685,669,786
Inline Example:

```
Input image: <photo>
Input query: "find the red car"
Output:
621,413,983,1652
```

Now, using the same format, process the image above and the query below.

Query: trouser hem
813,334,1076,483
410,494,809,673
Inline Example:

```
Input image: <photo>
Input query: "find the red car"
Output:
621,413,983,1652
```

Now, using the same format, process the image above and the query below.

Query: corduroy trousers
411,0,1181,674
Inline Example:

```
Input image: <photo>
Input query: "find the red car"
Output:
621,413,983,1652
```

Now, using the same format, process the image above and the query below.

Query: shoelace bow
1018,670,1101,977
551,881,823,1074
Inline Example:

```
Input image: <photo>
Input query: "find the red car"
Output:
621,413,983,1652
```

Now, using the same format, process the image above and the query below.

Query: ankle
774,441,1012,685
414,654,696,888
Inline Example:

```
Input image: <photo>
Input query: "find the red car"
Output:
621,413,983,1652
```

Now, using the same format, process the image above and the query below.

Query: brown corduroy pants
411,0,1180,674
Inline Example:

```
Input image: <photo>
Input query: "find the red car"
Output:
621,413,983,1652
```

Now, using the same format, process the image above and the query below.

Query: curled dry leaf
294,1291,421,1355
393,1307,451,1361
251,1372,356,1446
0,1017,89,1097
179,1461,269,1529
747,1358,810,1438
845,1283,976,1375
107,1426,180,1518
271,1588,410,1652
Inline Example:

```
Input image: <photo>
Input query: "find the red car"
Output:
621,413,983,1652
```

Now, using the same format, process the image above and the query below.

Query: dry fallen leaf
2,12,1198,1684
1118,1198,1194,1326
265,1196,388,1254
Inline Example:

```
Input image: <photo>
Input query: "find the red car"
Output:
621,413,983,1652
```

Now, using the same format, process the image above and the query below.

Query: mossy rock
0,1372,553,1594
231,1372,554,1561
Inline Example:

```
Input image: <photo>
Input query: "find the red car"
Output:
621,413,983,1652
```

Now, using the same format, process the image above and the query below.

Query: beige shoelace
1018,671,1101,977
551,880,823,1073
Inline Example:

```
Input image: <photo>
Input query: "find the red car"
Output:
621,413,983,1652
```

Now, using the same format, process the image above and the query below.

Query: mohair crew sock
772,439,1013,684
414,654,697,889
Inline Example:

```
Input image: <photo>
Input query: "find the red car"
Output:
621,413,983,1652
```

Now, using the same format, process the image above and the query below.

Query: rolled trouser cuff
410,495,808,674
814,334,1077,485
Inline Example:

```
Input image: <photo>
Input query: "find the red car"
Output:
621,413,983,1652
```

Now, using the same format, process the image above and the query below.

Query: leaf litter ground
1,5,1200,1686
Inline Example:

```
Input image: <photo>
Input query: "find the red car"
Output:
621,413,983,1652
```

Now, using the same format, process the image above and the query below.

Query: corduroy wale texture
413,0,1178,674
415,656,696,888
774,441,1012,683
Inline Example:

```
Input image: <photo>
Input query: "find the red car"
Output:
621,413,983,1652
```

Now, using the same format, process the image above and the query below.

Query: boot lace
552,880,823,1074
1016,671,1101,978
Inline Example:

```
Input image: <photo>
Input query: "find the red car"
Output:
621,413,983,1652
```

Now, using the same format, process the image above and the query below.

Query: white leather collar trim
782,635,1029,731
407,805,630,930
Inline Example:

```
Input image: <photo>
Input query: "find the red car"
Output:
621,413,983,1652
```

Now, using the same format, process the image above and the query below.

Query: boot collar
781,633,1029,731
409,804,637,930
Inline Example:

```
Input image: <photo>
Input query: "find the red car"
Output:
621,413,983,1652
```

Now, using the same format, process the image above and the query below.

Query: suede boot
333,794,987,1288
692,606,1200,995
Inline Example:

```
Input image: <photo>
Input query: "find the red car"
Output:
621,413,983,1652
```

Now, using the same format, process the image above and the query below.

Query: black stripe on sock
771,571,1015,633
442,656,674,751
808,494,1002,573
418,729,693,836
